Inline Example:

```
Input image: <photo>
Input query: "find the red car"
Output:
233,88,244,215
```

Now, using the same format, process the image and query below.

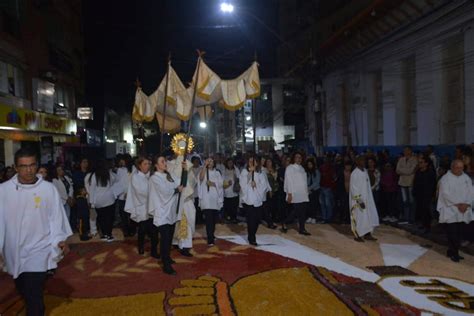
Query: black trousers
15,272,47,316
245,204,262,243
203,209,217,244
416,197,432,229
380,191,398,218
308,190,321,219
194,197,204,224
446,222,463,256
78,207,90,239
284,202,308,232
96,204,115,237
138,218,159,255
157,224,174,265
118,199,136,236
224,196,239,221
262,199,274,227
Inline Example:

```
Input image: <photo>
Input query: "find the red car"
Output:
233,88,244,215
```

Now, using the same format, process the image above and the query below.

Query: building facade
0,0,84,165
279,0,474,151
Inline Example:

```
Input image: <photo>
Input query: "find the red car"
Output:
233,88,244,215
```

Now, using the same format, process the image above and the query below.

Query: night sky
82,0,280,128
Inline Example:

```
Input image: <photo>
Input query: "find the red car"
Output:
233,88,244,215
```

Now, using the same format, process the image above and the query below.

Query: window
0,60,25,98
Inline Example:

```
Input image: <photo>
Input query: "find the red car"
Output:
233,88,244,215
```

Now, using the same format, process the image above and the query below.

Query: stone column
464,27,474,144
382,61,403,146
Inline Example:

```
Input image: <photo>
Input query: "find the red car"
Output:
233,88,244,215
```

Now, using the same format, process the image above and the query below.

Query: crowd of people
1,144,474,315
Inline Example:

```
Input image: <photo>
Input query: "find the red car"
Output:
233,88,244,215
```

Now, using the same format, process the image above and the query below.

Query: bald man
437,159,474,262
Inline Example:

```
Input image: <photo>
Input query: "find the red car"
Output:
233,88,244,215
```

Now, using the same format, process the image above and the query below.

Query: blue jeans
401,186,415,222
319,188,334,222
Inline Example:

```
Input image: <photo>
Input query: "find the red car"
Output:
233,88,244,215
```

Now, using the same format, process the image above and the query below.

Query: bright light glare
220,2,234,13
246,116,251,121
199,121,207,128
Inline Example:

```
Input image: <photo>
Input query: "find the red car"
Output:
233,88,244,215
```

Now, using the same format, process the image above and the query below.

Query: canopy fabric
132,58,261,126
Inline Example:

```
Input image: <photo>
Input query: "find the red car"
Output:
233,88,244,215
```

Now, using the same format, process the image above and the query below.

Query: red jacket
320,163,336,189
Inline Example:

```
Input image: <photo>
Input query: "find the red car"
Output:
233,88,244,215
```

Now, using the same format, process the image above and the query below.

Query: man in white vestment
349,156,379,242
437,159,474,262
0,147,72,315
168,155,196,257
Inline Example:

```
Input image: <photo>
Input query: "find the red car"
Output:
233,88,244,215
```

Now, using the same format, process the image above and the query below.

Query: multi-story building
280,0,474,151
0,0,84,166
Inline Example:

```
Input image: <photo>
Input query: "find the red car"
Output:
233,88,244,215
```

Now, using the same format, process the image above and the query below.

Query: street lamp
220,2,234,13
199,121,207,129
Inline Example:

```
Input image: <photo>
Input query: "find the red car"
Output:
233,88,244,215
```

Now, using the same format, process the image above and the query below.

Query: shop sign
0,103,76,134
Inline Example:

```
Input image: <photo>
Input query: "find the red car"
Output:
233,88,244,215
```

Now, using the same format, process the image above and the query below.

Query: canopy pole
159,53,171,154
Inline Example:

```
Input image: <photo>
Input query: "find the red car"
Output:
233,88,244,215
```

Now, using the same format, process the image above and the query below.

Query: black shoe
249,241,258,246
80,236,91,241
170,258,176,264
163,265,176,275
354,237,365,242
449,255,460,263
138,248,145,255
151,252,160,259
299,230,311,236
280,225,288,233
268,224,277,229
179,249,193,257
364,234,377,241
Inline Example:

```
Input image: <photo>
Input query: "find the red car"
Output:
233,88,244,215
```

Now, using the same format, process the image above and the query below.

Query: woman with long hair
85,159,117,242
240,155,270,245
148,155,183,275
52,165,74,228
261,158,278,229
125,157,159,257
198,158,224,246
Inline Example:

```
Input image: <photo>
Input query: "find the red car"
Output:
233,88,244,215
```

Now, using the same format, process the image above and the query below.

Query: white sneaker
106,236,115,242
311,218,317,224
382,216,390,222
306,219,312,224
389,217,398,222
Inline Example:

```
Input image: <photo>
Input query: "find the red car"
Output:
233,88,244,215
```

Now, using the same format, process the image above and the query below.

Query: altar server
0,147,72,316
240,155,270,246
349,156,379,242
198,158,224,246
148,155,183,275
437,159,474,262
125,157,158,258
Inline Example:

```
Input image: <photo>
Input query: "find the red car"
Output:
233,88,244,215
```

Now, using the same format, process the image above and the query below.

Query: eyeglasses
16,163,38,170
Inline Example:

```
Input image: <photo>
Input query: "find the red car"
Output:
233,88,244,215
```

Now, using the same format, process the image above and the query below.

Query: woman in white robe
148,155,183,275
240,156,270,246
349,156,380,242
198,158,224,246
125,157,158,257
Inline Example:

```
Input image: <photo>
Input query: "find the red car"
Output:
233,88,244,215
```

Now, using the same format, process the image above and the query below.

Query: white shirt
223,167,240,198
124,171,150,223
52,176,74,204
84,171,117,209
148,171,180,226
239,169,269,207
113,167,130,201
198,169,224,210
0,175,72,278
191,166,202,199
284,164,309,203
437,171,474,224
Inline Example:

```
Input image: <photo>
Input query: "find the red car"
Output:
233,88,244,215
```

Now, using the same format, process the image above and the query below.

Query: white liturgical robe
148,171,180,227
124,171,150,223
349,168,379,237
198,168,224,210
284,164,309,204
437,171,474,224
239,169,269,207
0,175,72,278
168,156,197,249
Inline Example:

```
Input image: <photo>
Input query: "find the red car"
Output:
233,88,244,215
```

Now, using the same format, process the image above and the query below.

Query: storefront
0,103,78,166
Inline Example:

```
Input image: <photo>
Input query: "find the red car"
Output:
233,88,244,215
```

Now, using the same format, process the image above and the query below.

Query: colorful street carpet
1,234,473,315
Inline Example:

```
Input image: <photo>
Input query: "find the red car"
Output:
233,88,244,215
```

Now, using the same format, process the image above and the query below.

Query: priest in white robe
168,155,196,257
125,157,158,258
437,159,474,262
0,148,72,315
148,156,183,275
349,156,379,242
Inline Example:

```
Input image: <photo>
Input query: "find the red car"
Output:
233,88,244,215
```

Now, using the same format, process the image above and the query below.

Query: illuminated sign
77,107,94,120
